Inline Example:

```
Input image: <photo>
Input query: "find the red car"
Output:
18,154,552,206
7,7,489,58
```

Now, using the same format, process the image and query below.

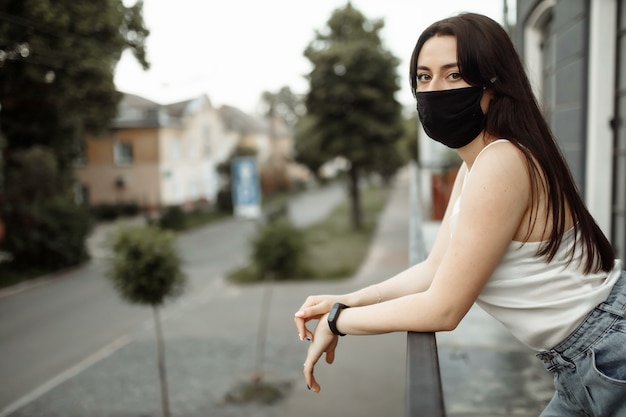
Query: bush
3,196,92,269
216,188,233,213
251,219,308,281
158,206,186,231
91,203,118,221
91,202,140,221
1,146,93,269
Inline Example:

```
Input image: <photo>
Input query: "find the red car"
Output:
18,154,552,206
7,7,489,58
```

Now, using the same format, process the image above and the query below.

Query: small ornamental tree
225,219,306,404
107,226,186,417
250,219,306,385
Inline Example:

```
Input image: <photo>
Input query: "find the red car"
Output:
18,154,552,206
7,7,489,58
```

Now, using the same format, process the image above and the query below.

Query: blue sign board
231,157,261,219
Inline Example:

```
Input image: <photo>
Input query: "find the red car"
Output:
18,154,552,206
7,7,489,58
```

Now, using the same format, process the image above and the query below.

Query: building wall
76,128,161,207
76,95,237,210
613,0,626,262
515,0,626,261
517,0,590,193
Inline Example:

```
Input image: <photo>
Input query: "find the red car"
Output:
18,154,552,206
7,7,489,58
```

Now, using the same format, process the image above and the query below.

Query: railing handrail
406,162,446,417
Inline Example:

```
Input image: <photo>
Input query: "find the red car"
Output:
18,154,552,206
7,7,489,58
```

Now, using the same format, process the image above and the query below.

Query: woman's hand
302,314,338,393
294,294,342,341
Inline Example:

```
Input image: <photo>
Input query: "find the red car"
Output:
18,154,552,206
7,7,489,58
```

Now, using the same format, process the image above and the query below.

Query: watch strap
328,302,350,336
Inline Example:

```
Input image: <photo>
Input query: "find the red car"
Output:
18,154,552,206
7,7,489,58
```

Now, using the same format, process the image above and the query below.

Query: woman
293,12,625,416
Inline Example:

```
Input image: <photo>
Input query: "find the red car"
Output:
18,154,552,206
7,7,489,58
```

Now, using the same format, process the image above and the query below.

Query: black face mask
416,86,486,149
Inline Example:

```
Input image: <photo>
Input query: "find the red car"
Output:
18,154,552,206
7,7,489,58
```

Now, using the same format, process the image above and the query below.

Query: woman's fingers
303,358,320,393
294,316,311,341
303,340,324,393
302,316,338,393
324,337,338,364
294,296,337,340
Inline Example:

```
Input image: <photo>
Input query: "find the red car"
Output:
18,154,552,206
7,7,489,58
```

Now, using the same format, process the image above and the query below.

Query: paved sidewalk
5,168,554,417
279,168,554,417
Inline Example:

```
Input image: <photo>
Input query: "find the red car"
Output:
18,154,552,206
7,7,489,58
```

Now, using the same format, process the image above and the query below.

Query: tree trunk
253,272,274,383
348,164,362,230
153,305,171,417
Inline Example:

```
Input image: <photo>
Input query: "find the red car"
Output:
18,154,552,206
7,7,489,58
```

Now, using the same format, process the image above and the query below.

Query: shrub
158,206,186,231
1,146,92,269
3,196,92,269
216,188,233,213
91,202,140,221
251,219,308,281
91,203,121,221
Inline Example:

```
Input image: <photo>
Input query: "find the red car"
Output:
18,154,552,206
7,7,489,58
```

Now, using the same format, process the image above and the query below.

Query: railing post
406,162,446,417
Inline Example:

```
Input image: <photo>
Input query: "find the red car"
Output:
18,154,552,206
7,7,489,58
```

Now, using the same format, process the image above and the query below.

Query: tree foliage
400,114,420,163
2,146,91,268
260,86,304,133
0,0,149,267
297,3,405,228
0,0,149,166
107,226,185,306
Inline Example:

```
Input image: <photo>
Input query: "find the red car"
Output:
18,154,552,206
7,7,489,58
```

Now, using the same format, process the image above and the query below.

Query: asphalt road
0,182,347,413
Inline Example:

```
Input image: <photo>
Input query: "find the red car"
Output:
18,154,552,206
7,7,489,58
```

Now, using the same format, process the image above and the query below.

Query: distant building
218,105,311,195
75,93,311,214
513,0,626,262
75,93,235,212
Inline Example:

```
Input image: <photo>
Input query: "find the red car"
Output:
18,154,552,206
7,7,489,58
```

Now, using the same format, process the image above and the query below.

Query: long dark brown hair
409,13,615,273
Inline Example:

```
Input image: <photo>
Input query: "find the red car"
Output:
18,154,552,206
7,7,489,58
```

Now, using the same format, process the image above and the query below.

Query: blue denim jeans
537,271,626,417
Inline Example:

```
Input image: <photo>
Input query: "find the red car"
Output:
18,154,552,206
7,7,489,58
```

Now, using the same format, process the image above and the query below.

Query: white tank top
450,139,623,351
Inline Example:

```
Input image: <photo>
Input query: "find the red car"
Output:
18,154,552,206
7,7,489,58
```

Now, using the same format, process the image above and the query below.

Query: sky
114,0,511,115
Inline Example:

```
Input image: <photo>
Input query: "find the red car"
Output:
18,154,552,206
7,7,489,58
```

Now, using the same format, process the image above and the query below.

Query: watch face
329,303,341,321
328,303,349,336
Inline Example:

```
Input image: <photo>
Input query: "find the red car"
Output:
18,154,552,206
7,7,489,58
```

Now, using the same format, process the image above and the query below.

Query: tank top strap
464,139,511,187
475,139,511,162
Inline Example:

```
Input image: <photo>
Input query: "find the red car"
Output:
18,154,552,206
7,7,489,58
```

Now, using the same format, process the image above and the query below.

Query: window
114,141,133,165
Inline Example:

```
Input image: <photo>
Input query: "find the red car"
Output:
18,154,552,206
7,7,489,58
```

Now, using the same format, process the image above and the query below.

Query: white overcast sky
114,0,511,114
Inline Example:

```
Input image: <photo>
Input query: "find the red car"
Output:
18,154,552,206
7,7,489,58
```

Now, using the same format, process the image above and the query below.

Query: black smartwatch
328,303,350,336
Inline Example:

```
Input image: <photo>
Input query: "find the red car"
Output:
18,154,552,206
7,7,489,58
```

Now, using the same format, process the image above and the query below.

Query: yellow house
76,93,235,212
75,92,311,214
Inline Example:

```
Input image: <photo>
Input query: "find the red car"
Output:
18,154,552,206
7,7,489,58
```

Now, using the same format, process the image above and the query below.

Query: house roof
218,105,267,135
113,92,279,137
112,93,213,129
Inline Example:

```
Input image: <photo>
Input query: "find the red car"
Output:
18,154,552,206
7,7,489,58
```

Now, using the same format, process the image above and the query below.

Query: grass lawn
228,184,390,283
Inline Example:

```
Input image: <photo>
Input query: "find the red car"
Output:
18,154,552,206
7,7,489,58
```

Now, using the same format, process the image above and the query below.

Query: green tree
300,2,405,229
2,146,92,268
0,0,149,267
293,113,328,180
107,226,186,417
260,86,304,133
400,113,420,163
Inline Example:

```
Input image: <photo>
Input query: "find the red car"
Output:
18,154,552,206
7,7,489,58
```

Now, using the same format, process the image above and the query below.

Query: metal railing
406,162,446,417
